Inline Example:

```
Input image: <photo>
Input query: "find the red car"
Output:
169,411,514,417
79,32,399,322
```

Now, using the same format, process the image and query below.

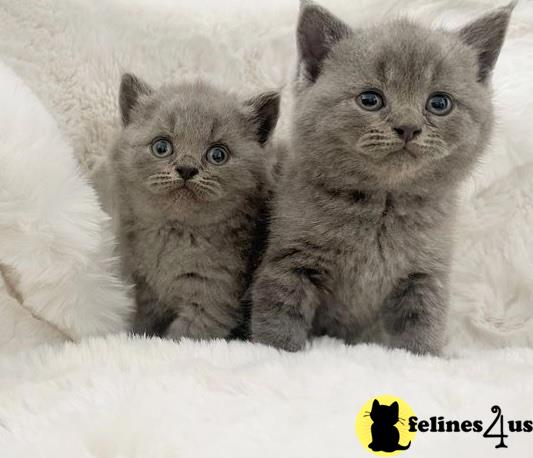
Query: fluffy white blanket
1,335,533,457
0,61,132,351
0,0,532,456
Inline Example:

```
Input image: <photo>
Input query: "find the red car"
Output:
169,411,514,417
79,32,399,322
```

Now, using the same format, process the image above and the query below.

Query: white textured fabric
0,61,133,353
0,335,532,457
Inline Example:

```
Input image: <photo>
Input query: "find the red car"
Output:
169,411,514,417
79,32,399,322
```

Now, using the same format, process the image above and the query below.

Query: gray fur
250,1,513,354
111,74,279,340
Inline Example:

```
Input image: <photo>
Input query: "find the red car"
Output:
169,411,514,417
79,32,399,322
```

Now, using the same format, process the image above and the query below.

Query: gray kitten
111,74,279,340
251,1,513,354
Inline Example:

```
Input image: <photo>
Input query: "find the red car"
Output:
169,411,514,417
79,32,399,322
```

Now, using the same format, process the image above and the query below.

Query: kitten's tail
397,441,411,450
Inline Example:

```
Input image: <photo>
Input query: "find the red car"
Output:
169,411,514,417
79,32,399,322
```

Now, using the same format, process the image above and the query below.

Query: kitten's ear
297,0,352,83
245,91,281,145
458,3,515,83
390,401,399,415
372,399,380,410
119,73,153,126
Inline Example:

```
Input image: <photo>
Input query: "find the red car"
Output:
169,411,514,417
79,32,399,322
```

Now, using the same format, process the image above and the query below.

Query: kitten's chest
128,222,249,302
332,194,432,312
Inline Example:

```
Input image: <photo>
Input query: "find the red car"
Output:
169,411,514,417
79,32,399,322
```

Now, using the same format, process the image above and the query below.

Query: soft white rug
0,0,532,456
1,335,532,457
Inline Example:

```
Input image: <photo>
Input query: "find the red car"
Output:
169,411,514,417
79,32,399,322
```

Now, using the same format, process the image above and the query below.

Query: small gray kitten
111,74,279,340
251,1,513,354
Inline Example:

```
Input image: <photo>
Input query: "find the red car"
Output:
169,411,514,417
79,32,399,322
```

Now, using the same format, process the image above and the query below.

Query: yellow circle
355,394,417,456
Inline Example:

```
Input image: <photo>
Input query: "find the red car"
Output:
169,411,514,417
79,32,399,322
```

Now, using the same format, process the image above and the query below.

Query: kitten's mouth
387,146,418,159
172,183,199,199
149,179,220,203
403,146,419,159
171,182,218,202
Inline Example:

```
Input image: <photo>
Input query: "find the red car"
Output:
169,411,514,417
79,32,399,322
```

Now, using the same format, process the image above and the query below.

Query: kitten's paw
164,318,190,341
252,329,307,352
385,329,444,356
165,317,228,341
251,313,308,352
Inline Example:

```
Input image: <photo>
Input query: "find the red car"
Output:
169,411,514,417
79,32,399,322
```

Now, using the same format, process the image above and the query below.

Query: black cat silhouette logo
368,399,411,452
356,395,416,456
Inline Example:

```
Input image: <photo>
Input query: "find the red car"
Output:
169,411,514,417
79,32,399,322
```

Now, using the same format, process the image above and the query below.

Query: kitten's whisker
196,179,222,193
147,175,177,181
197,177,221,187
150,182,181,188
187,180,222,200
360,142,394,148
149,179,179,184
147,174,174,182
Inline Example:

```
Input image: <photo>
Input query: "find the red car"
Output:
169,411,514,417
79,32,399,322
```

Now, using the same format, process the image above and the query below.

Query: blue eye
357,91,385,111
151,138,173,158
206,145,230,165
426,93,453,116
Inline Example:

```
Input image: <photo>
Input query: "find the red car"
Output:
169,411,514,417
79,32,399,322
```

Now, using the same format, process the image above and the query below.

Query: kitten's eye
206,145,230,165
356,91,384,111
151,139,173,158
426,93,453,116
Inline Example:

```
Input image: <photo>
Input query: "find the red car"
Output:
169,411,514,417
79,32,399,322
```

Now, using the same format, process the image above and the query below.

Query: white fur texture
1,335,533,457
0,61,133,353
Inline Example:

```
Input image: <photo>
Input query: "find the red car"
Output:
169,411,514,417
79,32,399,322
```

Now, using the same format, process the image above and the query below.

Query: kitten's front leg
132,278,175,337
251,251,325,352
381,272,448,355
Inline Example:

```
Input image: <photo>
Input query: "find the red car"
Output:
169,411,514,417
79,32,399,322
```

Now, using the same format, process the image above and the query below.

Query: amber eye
151,138,173,158
357,91,385,111
206,145,230,165
426,93,454,116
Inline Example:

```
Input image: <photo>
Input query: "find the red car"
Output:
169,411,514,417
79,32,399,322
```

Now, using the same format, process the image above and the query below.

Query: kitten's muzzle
175,166,199,181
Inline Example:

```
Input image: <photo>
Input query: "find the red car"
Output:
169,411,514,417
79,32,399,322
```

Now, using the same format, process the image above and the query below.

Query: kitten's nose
393,125,422,143
176,166,199,180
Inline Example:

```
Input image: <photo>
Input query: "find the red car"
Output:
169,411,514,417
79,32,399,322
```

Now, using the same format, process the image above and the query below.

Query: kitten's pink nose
176,166,199,180
394,125,422,143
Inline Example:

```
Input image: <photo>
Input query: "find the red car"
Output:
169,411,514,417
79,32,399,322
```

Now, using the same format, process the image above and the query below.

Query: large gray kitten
251,2,513,354
111,74,279,340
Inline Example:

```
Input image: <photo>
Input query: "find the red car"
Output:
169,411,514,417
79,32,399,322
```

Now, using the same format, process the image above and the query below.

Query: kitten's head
112,75,279,224
293,1,513,191
370,399,399,426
